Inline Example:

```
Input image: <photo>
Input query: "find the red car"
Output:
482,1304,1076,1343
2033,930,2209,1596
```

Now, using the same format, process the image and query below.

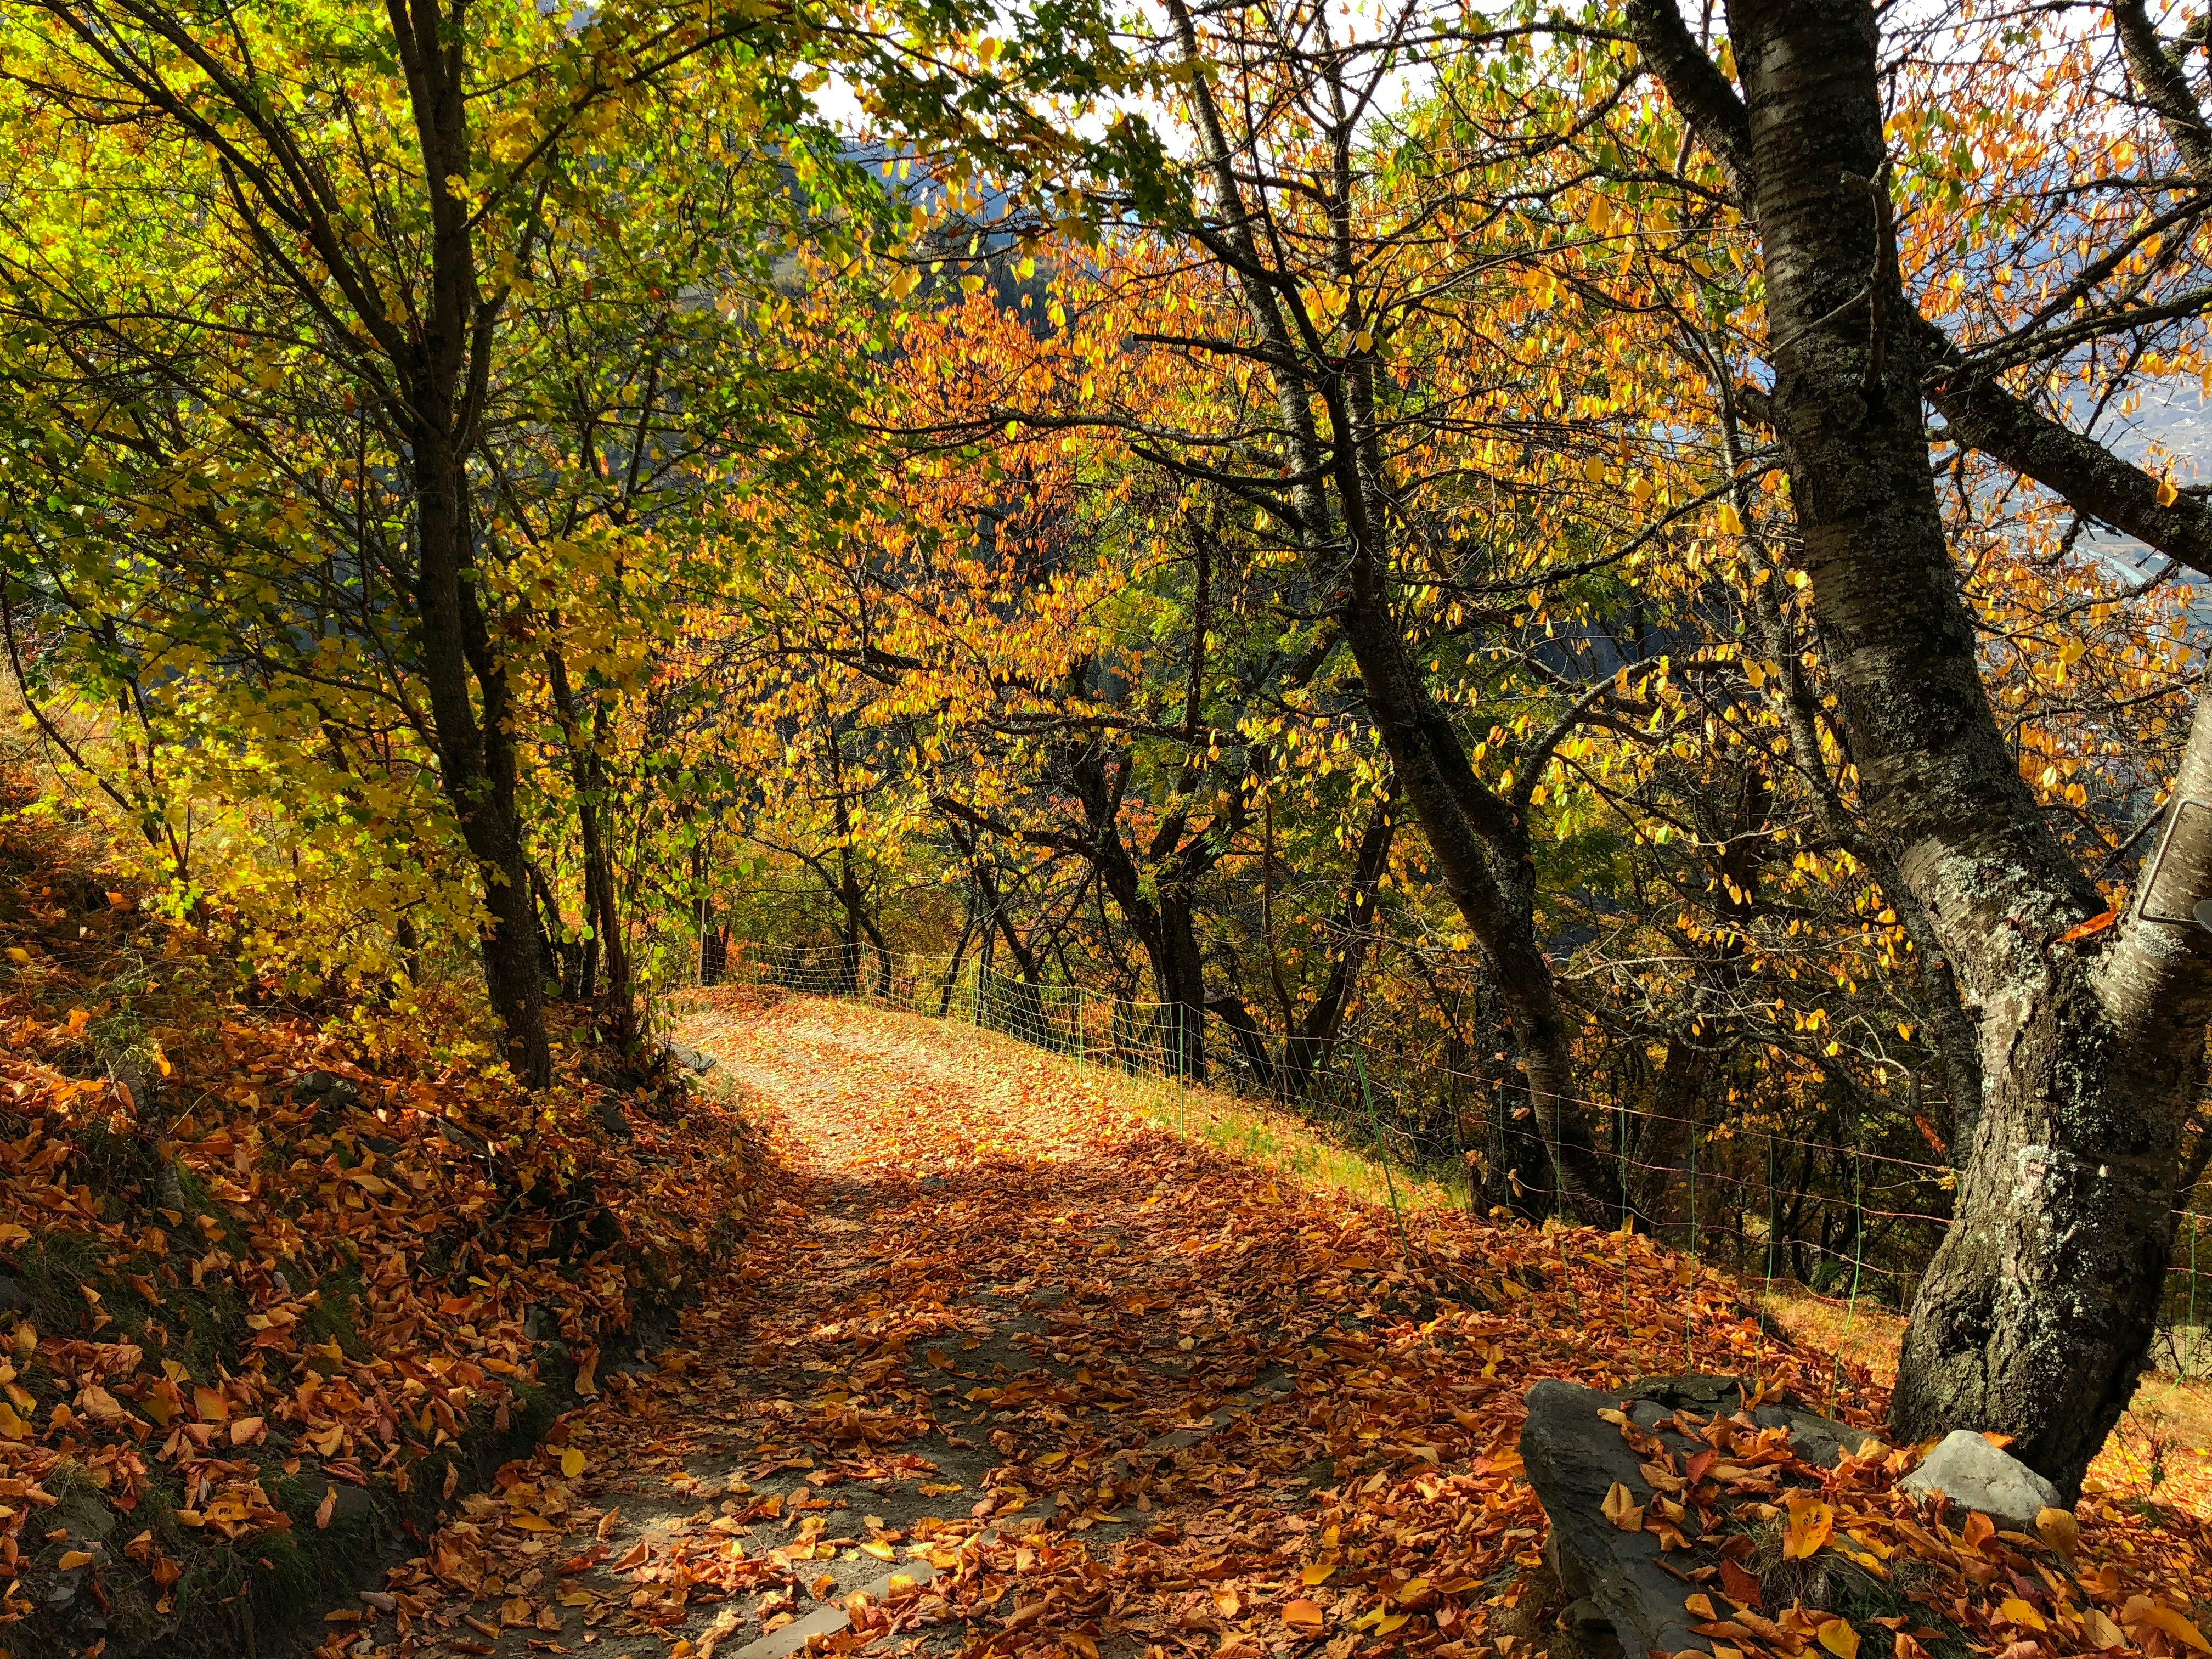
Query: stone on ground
1899,1428,2064,1532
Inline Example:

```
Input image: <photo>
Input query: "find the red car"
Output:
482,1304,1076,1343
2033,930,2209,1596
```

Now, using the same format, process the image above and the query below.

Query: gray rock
1561,1598,1626,1659
1521,1379,1713,1659
306,1477,375,1521
289,1070,363,1115
52,1485,116,1542
0,1276,31,1315
1622,1374,1862,1469
1522,1375,1874,1659
434,1117,491,1158
663,1040,716,1075
1900,1429,2063,1532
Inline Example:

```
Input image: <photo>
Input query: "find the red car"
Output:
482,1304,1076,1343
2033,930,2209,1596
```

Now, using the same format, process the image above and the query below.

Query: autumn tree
1621,0,2212,1494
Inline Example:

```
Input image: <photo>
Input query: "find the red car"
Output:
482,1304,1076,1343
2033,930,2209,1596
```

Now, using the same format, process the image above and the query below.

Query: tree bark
411,413,549,1085
1279,794,1396,1096
1058,746,1212,1076
546,643,635,1047
388,0,550,1084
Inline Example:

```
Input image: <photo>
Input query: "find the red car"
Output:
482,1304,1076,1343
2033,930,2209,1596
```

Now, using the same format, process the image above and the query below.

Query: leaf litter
325,986,2212,1659
0,813,760,1648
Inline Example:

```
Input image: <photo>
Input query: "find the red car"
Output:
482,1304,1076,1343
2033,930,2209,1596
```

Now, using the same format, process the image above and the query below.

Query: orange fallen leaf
1601,1480,1644,1532
1719,1558,1762,1608
2058,910,2118,945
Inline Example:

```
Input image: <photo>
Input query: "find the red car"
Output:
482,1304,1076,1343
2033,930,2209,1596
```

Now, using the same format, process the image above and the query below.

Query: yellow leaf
59,1549,92,1570
1717,502,1746,534
2035,1506,2078,1559
1299,1562,1336,1586
193,1386,229,1423
2143,1606,2209,1652
2000,1599,2046,1633
1782,1494,1833,1560
561,1447,586,1479
511,1515,555,1533
1215,1588,1242,1618
1818,1618,1860,1659
860,1540,895,1560
2159,477,2181,508
1685,1594,1716,1621
6,948,28,964
0,1402,28,1441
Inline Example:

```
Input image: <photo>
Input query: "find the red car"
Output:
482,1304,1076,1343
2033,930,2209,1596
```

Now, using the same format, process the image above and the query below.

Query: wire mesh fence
709,938,2212,1380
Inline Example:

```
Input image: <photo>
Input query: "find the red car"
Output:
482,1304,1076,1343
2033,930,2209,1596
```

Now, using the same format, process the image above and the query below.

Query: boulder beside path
1897,1428,2062,1533
1518,1375,1864,1659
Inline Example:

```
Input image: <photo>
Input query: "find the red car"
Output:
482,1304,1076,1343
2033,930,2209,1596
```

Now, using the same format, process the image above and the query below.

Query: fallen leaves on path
336,988,2212,1659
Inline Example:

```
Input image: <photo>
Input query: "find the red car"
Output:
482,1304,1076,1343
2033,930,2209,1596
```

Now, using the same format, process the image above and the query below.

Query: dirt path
341,991,1358,1659
330,988,1880,1659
